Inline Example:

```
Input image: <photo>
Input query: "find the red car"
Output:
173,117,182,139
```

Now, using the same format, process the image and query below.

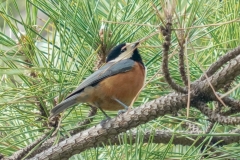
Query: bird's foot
118,109,127,115
97,106,112,126
100,116,111,126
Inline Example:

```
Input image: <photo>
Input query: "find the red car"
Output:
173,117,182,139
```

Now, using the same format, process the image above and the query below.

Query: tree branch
200,45,240,81
192,54,240,96
195,102,240,125
161,25,187,93
30,92,188,160
177,28,188,87
211,93,240,115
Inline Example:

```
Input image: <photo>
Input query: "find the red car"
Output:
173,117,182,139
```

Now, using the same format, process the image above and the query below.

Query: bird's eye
121,48,127,53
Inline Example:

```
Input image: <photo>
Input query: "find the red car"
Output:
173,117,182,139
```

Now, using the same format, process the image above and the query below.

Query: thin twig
185,36,191,118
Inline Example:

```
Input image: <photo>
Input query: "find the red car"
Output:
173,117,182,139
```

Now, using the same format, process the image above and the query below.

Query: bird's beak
131,41,140,48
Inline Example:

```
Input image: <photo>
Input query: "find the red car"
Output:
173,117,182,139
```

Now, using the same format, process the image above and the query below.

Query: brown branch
183,121,201,133
218,95,240,116
178,29,188,86
207,92,240,116
200,45,240,81
159,0,186,93
195,102,240,125
30,92,188,160
178,43,188,86
223,79,234,93
161,24,187,93
215,101,223,113
192,55,240,97
205,122,215,134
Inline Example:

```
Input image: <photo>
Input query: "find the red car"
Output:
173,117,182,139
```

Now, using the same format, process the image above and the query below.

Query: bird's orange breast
88,62,145,111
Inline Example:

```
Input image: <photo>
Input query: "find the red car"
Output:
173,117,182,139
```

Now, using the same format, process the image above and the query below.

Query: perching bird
50,42,146,119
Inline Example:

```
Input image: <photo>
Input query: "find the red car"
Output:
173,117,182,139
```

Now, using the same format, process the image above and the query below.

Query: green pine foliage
0,0,240,159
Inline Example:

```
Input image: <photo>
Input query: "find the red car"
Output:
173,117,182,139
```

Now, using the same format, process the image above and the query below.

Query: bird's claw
100,116,111,126
118,109,127,115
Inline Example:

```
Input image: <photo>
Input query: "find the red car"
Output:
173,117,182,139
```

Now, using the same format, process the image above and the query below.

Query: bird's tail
50,94,80,118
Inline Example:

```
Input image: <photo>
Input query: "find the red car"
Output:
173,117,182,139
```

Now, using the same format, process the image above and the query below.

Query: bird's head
106,42,143,65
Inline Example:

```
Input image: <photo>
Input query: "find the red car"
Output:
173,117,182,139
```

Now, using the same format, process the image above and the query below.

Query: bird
50,42,146,120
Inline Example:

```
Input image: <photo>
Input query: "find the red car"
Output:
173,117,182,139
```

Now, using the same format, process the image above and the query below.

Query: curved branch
192,54,240,95
179,43,188,86
221,97,240,113
200,45,240,81
161,25,187,93
212,94,240,116
183,121,201,133
205,122,215,134
195,102,240,125
30,92,188,160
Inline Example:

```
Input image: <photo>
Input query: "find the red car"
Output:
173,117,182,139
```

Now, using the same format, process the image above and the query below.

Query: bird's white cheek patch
110,51,133,62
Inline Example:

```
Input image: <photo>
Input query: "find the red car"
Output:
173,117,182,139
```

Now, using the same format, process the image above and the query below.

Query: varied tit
50,42,146,120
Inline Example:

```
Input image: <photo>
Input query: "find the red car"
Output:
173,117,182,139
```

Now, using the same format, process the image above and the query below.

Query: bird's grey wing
65,59,135,99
